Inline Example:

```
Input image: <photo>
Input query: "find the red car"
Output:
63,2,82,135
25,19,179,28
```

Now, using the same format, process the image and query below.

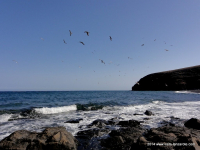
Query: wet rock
184,118,200,130
133,113,143,116
0,127,77,150
101,126,146,150
143,118,151,120
144,110,154,116
107,117,120,125
142,125,200,150
87,119,109,128
65,118,83,123
117,119,140,127
75,128,109,150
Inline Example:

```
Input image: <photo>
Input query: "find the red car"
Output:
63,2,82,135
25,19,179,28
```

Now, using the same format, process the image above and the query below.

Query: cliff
132,65,200,91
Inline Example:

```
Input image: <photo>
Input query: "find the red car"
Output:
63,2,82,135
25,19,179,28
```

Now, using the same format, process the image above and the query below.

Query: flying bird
99,59,105,64
165,49,169,51
109,36,112,41
41,38,44,41
69,30,72,36
135,82,140,85
141,44,144,46
63,39,67,44
154,39,156,41
80,41,85,45
128,57,132,59
84,31,89,36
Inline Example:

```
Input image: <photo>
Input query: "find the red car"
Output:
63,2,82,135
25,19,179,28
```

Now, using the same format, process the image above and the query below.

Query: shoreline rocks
0,127,77,150
1,117,200,150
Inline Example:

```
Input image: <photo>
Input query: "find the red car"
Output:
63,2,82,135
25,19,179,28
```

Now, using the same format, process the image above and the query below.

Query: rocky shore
1,111,200,150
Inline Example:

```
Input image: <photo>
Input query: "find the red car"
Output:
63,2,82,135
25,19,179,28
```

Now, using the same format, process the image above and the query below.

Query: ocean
0,91,200,140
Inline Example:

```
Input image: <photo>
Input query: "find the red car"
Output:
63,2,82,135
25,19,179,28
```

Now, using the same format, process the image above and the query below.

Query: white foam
152,100,164,104
1,101,200,141
175,91,200,94
0,114,12,122
34,105,77,114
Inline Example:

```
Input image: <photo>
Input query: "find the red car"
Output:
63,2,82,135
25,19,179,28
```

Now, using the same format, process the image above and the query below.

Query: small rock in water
133,113,143,116
65,118,83,123
87,119,109,128
144,110,154,116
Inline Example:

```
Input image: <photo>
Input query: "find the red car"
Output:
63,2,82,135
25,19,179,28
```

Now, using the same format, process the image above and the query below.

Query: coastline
1,111,200,150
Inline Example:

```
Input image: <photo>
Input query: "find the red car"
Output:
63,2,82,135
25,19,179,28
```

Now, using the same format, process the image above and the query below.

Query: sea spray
34,105,77,114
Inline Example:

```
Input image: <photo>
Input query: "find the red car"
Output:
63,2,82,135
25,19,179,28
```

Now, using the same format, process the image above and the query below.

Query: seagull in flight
84,31,89,36
154,39,156,41
80,41,85,45
109,36,112,41
69,30,72,36
128,57,132,59
165,49,169,51
99,59,105,64
63,39,67,44
141,44,144,46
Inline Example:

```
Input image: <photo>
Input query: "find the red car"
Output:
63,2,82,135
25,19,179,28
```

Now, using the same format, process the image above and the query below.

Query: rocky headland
1,111,200,150
132,65,200,91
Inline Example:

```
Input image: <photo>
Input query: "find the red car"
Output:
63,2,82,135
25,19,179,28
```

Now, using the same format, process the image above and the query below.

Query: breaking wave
34,105,77,114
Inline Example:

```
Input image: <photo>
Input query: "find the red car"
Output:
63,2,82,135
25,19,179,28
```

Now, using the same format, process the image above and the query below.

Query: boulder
117,119,140,127
144,110,154,116
87,119,109,128
184,118,200,130
75,128,109,150
101,126,146,149
0,127,77,150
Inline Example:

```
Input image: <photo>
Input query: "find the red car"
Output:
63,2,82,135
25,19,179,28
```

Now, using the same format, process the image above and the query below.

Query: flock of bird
12,30,172,85
62,30,113,66
63,30,112,46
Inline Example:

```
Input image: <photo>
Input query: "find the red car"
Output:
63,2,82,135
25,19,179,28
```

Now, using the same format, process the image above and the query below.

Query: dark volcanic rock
117,119,140,127
144,110,154,116
0,127,77,150
75,128,110,150
132,65,200,91
101,126,146,150
184,118,200,130
87,119,109,128
141,125,200,150
65,118,83,123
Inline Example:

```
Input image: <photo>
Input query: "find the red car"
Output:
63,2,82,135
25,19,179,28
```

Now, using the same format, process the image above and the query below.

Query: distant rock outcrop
132,65,200,91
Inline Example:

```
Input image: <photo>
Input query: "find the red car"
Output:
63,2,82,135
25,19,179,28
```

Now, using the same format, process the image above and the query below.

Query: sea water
0,91,200,140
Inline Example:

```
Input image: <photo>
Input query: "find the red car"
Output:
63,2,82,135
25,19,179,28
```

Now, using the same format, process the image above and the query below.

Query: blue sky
0,0,200,91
